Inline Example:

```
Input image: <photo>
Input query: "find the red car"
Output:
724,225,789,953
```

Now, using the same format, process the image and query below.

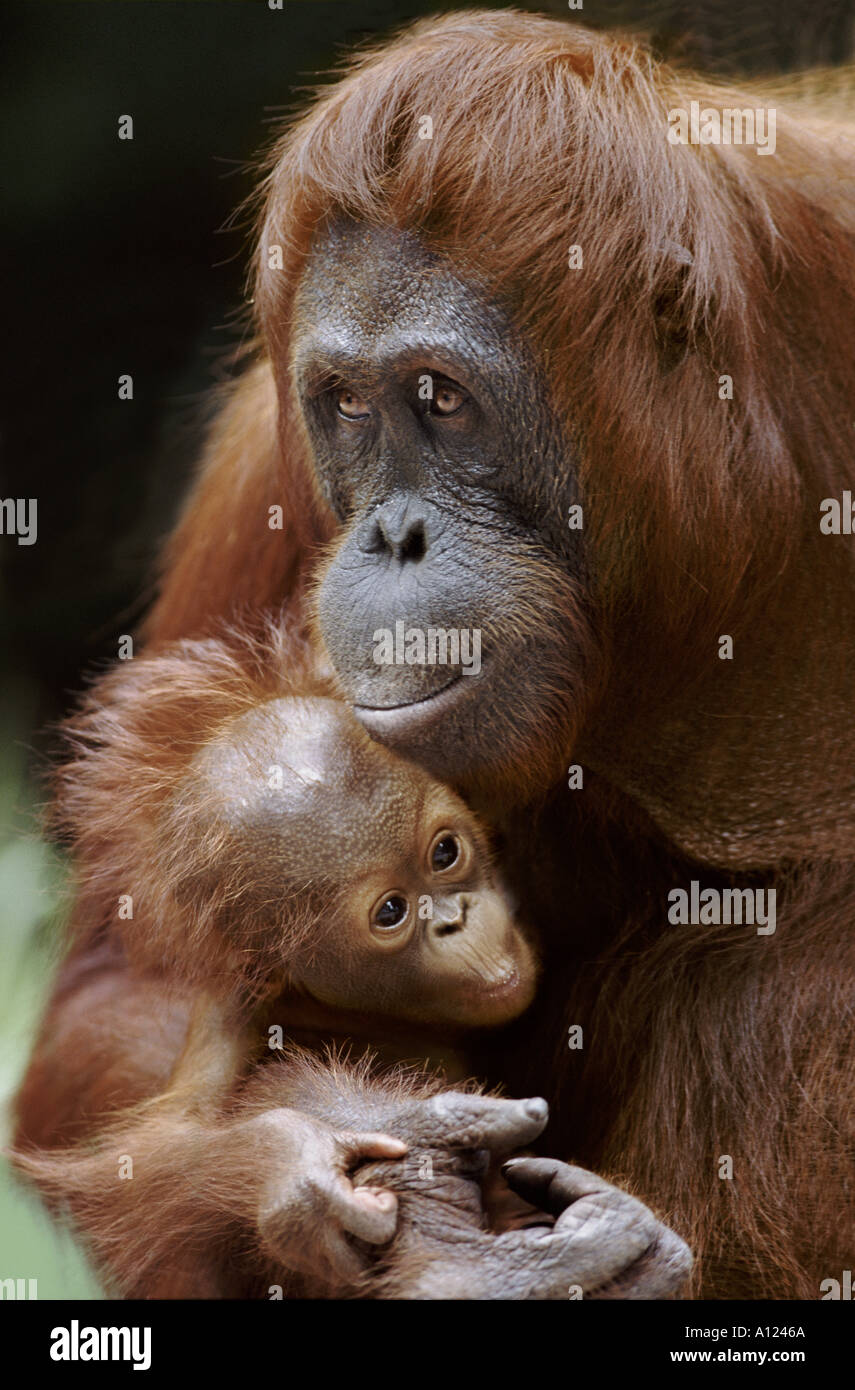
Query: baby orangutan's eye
431,834,460,872
372,894,410,930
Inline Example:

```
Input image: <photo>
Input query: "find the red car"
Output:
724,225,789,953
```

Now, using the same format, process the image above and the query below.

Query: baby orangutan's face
295,779,539,1028
197,697,538,1028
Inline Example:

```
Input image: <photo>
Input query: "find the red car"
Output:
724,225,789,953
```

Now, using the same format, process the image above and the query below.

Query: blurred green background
1,0,852,1299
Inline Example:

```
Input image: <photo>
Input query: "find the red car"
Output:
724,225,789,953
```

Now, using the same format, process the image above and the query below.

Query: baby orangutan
175,692,537,1026
58,623,536,1104
160,687,538,1101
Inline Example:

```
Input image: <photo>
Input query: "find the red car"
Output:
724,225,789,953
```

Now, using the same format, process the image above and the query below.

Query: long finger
338,1130,408,1163
327,1171,399,1245
405,1094,549,1150
502,1158,623,1215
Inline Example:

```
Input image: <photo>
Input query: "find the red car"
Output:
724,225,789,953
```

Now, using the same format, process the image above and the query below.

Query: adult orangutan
14,10,855,1298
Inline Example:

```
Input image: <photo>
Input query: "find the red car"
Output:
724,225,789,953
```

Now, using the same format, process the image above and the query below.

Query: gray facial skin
293,221,591,798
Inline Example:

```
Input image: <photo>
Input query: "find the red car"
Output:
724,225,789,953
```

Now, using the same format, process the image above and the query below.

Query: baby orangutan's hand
251,1108,407,1285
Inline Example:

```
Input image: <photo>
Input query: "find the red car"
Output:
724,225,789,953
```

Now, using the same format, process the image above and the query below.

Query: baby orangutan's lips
456,958,536,1026
476,964,520,997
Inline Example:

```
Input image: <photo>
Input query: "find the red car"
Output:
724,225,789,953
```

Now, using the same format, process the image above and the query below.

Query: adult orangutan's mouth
353,672,474,737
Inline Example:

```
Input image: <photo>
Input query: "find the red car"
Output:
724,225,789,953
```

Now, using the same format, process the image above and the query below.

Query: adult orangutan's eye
336,388,371,421
429,382,466,416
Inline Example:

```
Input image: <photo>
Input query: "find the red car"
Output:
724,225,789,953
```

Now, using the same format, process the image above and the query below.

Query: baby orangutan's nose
430,893,468,938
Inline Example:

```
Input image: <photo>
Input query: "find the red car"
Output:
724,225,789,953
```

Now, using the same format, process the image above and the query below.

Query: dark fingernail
525,1098,548,1121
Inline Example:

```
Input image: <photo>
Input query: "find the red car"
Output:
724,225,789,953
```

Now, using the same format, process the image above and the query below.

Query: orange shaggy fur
13,11,855,1299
